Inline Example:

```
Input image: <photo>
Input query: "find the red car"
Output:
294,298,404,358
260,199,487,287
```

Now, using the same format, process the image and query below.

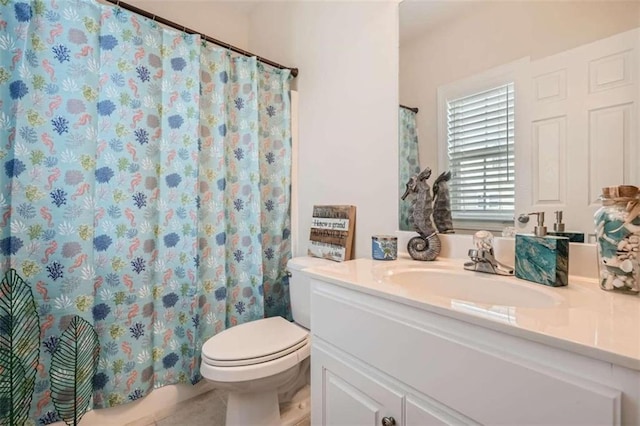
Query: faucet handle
473,230,494,251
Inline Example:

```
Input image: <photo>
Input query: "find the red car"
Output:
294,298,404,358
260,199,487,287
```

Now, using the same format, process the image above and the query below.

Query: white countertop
304,255,640,371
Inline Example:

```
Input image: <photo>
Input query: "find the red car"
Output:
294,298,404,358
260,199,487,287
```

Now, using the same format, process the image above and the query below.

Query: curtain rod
103,0,298,78
400,105,419,113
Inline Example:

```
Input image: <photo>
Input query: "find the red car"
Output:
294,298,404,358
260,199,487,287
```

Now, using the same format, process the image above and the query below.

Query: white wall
249,1,400,258
400,1,640,177
125,0,251,50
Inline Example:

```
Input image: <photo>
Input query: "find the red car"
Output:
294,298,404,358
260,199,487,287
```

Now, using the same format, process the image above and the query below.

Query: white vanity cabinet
310,278,640,426
313,338,474,426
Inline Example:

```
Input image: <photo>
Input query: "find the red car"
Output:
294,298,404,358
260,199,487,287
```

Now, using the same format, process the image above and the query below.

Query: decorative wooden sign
308,205,356,262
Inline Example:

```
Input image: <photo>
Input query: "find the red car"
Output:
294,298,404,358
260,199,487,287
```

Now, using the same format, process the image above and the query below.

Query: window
446,82,514,222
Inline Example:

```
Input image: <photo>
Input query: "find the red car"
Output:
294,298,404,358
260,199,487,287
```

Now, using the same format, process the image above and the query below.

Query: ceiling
399,0,640,45
399,0,486,45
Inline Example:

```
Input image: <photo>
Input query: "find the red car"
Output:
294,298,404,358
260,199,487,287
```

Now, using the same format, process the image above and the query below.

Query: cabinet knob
382,416,396,426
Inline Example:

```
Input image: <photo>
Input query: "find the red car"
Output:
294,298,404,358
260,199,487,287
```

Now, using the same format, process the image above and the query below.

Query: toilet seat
201,338,310,383
203,337,310,367
200,316,310,382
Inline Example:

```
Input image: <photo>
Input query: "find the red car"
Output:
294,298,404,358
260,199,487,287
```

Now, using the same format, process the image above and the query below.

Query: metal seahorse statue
432,171,454,234
401,167,441,261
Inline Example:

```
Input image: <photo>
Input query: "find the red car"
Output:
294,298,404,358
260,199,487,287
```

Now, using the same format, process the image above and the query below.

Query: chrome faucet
464,231,514,276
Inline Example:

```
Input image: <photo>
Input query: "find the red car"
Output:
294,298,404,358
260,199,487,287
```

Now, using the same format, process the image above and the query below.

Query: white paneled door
527,28,639,236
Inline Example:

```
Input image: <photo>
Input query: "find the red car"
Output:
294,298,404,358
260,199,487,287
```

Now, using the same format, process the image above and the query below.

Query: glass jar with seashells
594,185,640,295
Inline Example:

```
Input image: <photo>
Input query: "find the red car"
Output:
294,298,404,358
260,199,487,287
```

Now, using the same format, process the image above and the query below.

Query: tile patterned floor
145,387,310,426
154,389,227,426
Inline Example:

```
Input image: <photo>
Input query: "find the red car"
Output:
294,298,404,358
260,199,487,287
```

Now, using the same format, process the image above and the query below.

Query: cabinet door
406,396,447,426
406,394,478,426
312,342,402,426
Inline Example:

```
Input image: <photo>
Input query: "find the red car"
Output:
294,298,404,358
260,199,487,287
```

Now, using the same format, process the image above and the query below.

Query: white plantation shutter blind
447,82,515,221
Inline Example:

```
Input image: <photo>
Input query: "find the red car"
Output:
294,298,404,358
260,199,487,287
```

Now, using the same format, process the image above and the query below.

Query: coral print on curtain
399,107,421,231
0,0,293,423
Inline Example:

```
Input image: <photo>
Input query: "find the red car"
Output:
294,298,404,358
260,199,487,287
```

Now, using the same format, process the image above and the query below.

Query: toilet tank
287,256,333,330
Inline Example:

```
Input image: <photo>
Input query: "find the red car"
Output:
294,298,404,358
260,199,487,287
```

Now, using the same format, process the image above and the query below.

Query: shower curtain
0,0,292,422
399,107,420,230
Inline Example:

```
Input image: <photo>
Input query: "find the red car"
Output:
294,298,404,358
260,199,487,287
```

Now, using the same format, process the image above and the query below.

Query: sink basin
382,266,563,308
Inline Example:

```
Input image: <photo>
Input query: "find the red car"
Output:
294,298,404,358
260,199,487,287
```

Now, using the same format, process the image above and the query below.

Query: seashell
618,241,628,251
603,256,621,267
407,234,441,261
612,278,625,288
629,235,640,244
620,259,634,273
603,275,614,290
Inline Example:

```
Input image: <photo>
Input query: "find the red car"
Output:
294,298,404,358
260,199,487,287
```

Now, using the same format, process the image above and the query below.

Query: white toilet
200,256,330,426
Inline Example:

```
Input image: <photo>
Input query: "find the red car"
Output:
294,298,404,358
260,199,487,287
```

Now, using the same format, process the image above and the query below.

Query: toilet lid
202,316,308,366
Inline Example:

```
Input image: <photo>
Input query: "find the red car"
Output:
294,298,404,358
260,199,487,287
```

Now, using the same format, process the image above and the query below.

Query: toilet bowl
200,256,331,426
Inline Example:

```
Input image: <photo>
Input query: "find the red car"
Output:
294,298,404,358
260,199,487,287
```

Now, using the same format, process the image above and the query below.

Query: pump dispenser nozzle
554,210,565,232
527,212,547,237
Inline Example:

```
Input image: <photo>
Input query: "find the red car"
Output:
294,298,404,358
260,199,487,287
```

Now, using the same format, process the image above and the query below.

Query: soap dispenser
515,212,569,287
553,210,564,232
547,210,585,243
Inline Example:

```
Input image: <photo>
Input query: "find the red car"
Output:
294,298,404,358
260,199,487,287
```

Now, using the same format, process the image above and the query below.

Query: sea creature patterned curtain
0,0,292,423
399,107,420,231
